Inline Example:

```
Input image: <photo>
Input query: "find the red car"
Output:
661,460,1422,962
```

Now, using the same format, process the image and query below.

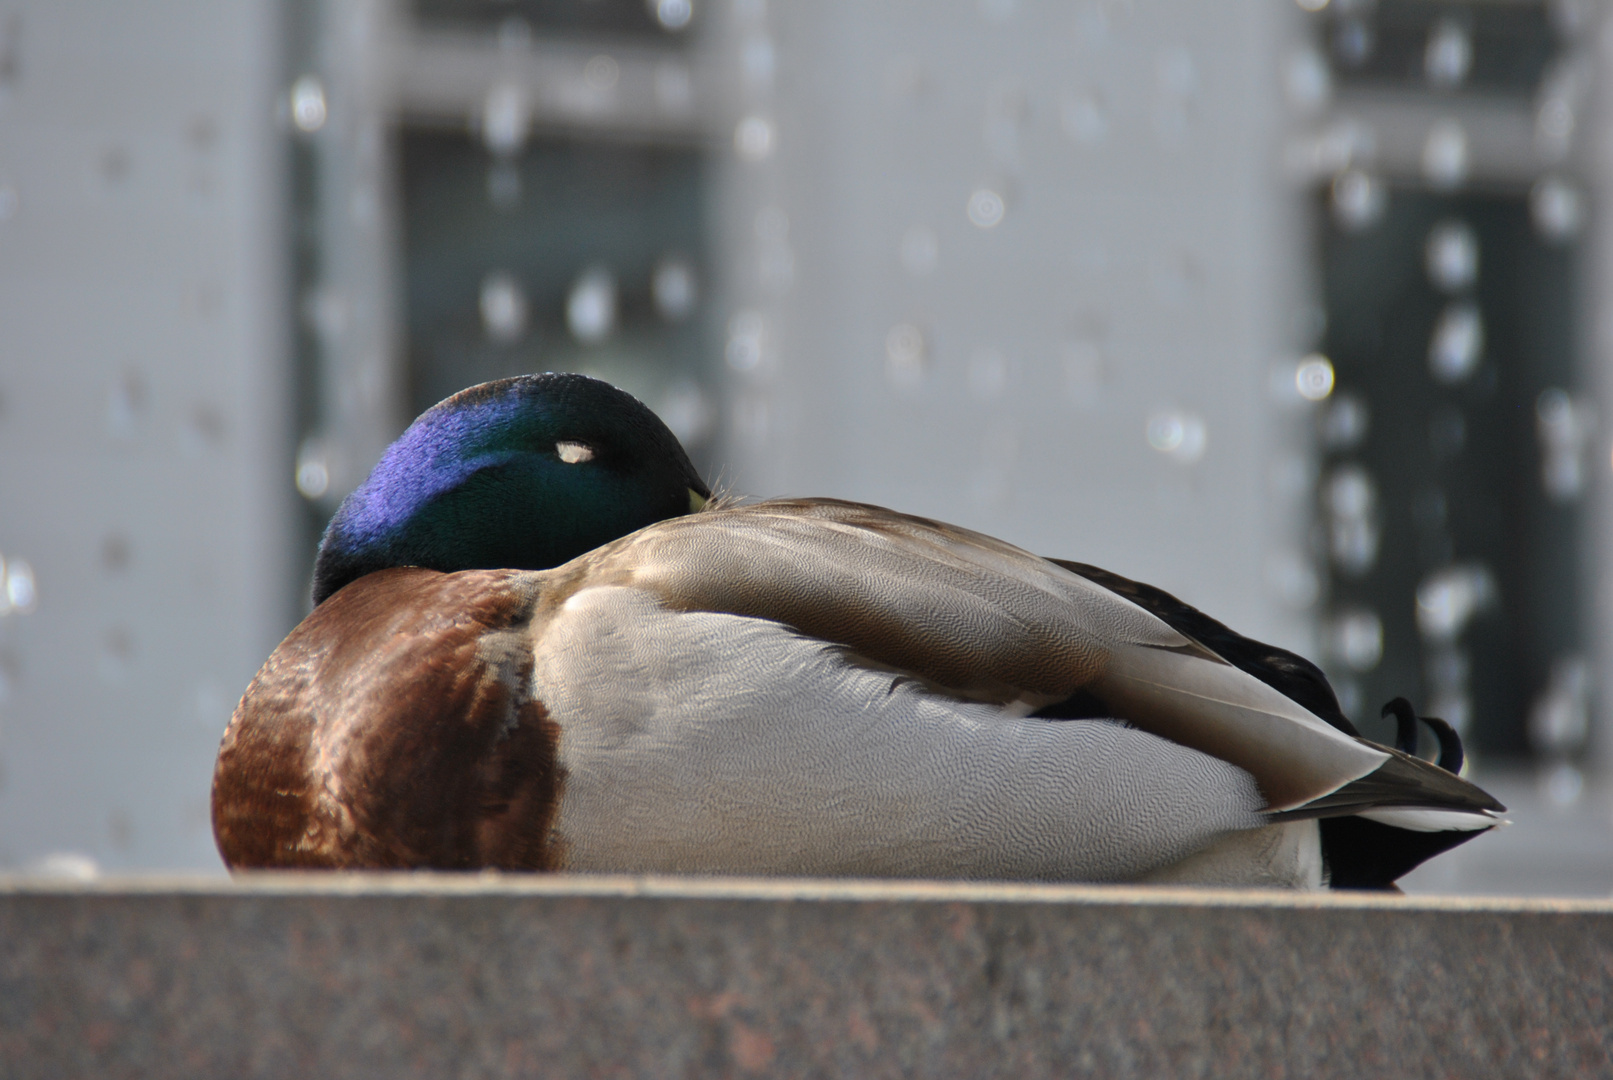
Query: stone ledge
3,874,1610,1078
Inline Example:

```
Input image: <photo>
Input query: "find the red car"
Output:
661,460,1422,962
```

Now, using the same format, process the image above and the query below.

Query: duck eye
556,441,594,464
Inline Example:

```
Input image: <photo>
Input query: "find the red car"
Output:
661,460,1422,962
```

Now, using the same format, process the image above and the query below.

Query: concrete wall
3,874,1609,1078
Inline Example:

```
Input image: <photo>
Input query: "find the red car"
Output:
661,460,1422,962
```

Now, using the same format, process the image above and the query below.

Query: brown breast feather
211,567,568,870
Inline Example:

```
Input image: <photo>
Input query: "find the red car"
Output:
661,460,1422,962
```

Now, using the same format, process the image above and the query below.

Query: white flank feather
532,586,1285,883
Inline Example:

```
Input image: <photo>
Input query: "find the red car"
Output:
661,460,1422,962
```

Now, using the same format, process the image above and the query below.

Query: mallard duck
212,374,1503,888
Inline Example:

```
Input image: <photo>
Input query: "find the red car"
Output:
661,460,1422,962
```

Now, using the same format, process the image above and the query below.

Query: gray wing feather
558,499,1388,812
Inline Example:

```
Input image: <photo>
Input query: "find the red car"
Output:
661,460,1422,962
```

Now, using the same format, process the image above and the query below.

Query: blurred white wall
715,0,1317,651
0,1,292,871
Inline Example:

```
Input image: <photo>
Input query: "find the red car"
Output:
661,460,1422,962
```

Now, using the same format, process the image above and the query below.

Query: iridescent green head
312,374,709,604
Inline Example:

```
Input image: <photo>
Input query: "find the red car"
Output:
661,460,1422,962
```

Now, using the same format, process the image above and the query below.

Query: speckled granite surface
2,874,1609,1078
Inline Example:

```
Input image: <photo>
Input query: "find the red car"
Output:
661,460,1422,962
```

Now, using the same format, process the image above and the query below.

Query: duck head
311,373,710,604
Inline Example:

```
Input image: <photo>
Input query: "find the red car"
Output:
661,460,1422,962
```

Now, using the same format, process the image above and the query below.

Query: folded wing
562,498,1501,823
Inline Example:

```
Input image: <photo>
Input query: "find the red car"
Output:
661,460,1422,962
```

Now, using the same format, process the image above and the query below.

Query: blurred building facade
0,0,1609,889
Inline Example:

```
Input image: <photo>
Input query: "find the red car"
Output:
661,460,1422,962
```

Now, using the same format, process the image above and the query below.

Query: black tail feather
1422,714,1464,774
1381,697,1465,775
1322,700,1484,889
